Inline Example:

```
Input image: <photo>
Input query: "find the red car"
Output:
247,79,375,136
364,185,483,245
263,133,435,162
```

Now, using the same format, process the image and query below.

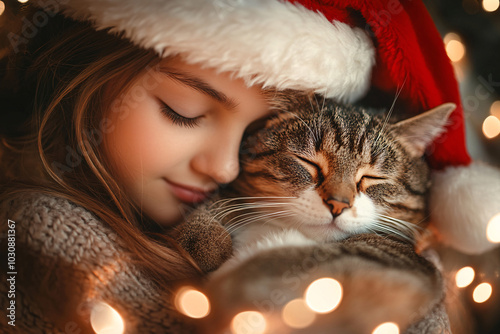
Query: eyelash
158,100,200,128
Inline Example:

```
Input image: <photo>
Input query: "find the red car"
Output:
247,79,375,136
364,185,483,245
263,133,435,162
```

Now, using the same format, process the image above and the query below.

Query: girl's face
104,57,271,225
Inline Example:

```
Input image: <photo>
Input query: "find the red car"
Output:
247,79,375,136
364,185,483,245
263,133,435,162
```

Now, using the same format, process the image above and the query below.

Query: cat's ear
390,103,456,158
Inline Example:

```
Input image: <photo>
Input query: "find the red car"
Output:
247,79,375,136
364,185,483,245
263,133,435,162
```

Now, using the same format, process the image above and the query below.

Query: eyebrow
158,67,240,110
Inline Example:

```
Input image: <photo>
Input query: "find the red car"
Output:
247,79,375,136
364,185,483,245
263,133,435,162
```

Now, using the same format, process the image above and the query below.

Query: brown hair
0,7,201,285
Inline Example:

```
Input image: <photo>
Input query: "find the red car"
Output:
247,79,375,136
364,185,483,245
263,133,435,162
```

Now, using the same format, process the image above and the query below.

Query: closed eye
295,156,325,185
357,175,387,191
157,99,202,128
362,175,387,180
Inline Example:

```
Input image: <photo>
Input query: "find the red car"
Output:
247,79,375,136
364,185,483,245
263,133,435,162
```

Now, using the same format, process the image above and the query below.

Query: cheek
104,102,196,179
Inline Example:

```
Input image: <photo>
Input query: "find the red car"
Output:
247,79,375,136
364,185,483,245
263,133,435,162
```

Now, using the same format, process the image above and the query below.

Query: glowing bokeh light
487,213,500,243
443,32,461,45
282,298,316,329
0,2,5,16
445,39,466,62
174,287,210,319
90,302,125,334
305,277,342,314
473,283,493,303
231,311,267,334
483,0,500,12
482,115,500,139
491,101,500,118
372,322,400,334
455,266,475,288
17,0,29,4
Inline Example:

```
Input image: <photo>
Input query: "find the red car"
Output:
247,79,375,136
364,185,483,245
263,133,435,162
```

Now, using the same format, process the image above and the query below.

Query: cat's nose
325,197,351,216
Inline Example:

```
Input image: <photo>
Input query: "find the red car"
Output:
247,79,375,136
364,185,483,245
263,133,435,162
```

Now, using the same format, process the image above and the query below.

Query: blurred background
1,0,499,333
422,1,500,334
424,0,500,167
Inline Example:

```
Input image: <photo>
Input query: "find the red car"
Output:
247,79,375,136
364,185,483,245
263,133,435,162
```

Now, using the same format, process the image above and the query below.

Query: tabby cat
176,93,455,333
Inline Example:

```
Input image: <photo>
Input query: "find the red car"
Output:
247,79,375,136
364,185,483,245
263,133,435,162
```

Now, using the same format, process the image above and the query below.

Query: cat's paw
175,214,232,273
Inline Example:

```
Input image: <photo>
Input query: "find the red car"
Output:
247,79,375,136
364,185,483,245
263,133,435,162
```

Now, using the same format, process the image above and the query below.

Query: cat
175,92,455,333
221,93,454,252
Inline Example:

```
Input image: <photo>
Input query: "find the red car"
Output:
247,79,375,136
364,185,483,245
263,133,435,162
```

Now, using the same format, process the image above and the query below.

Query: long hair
0,6,201,285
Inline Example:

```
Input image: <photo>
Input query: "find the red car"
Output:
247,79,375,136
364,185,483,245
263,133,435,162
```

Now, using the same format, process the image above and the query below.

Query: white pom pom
430,161,500,254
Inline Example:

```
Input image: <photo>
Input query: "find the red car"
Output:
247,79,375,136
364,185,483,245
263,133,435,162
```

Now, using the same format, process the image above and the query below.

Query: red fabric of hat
290,0,471,170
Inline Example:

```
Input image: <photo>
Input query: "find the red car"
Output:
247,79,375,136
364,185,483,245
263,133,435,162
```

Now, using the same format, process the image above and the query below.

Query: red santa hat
41,0,500,254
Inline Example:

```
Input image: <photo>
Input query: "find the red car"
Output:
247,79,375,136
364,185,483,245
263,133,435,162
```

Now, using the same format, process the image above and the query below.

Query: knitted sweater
0,192,196,334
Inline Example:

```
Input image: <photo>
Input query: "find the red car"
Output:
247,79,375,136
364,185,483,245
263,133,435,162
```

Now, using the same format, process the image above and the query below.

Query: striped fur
221,93,454,247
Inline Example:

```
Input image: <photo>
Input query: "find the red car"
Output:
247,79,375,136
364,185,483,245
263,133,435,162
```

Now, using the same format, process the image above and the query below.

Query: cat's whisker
372,214,419,243
222,208,292,232
214,202,293,222
377,219,418,238
371,221,416,243
373,78,406,150
224,211,295,236
211,196,295,207
308,95,323,143
378,214,423,232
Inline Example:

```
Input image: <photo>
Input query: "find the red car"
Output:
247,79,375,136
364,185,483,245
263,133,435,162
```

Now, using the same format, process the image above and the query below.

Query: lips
165,179,215,204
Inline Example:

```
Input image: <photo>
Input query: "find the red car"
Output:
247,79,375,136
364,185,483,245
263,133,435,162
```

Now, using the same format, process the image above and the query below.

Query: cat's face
231,94,454,243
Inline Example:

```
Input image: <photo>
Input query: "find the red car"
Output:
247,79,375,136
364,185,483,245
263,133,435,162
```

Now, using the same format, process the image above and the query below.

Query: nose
191,135,241,184
325,196,352,217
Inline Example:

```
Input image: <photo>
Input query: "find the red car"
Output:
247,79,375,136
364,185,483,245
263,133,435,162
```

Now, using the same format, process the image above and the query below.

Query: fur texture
430,161,500,254
46,0,375,102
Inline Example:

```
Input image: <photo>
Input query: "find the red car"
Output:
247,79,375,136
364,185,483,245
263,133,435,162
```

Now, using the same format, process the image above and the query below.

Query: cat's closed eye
295,155,324,184
357,175,387,191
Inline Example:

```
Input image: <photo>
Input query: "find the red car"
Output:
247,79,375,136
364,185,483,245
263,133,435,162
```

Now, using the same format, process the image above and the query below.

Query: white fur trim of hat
43,0,375,103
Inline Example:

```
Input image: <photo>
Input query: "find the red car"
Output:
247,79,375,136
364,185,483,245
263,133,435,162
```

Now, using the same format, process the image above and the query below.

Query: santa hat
40,0,500,254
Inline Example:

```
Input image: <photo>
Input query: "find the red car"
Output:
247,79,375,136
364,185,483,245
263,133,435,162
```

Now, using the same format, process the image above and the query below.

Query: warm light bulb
482,115,500,139
304,277,342,314
473,283,493,303
483,0,500,12
17,0,29,3
445,39,466,62
282,298,316,329
372,322,400,334
0,1,5,16
491,101,500,118
443,32,461,45
231,311,267,334
174,287,210,319
486,213,500,243
455,266,475,288
90,302,125,334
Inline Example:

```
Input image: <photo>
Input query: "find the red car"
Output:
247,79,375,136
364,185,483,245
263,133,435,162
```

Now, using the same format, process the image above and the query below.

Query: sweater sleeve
0,192,195,334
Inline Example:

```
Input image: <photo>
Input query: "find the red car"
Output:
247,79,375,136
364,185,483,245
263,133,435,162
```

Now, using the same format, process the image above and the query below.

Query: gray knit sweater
0,192,196,333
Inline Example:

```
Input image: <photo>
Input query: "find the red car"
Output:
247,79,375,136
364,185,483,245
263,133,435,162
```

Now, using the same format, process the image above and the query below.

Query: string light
372,322,400,334
231,311,267,334
281,298,316,329
491,101,500,118
444,33,466,63
90,302,125,334
486,213,500,243
0,1,5,16
304,277,343,314
482,115,500,139
174,287,210,319
482,0,500,12
456,266,476,288
473,283,493,303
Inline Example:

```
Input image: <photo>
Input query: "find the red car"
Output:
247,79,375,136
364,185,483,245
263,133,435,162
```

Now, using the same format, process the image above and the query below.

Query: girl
1,0,498,333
